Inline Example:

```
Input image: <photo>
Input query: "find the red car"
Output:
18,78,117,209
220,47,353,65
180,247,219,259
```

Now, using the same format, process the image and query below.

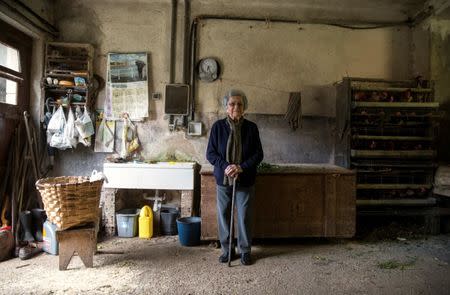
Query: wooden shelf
351,162,436,168
48,102,86,108
357,183,432,190
348,77,426,84
351,86,432,93
352,135,433,141
45,85,87,90
352,102,439,108
351,149,436,158
352,113,441,119
47,55,89,60
47,58,88,63
357,198,436,206
43,42,94,120
45,72,89,78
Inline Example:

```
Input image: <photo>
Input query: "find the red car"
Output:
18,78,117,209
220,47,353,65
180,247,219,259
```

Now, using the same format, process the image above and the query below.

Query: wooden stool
56,225,96,270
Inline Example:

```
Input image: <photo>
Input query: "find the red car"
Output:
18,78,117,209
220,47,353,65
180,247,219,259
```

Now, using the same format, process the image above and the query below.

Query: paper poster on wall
105,52,149,120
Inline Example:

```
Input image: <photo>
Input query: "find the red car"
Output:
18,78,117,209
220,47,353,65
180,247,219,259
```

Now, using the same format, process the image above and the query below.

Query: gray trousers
216,184,255,255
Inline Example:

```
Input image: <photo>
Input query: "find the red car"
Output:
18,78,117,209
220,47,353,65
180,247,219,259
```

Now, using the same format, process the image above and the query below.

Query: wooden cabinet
42,42,94,111
200,165,356,240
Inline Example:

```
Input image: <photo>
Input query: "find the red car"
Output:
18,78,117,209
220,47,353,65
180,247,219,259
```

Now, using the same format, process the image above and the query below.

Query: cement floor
1,234,449,295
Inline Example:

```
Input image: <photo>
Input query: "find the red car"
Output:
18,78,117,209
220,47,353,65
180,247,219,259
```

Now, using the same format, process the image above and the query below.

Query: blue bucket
176,217,201,246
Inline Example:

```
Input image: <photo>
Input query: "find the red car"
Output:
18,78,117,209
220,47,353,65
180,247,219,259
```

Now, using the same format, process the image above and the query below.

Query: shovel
228,177,237,267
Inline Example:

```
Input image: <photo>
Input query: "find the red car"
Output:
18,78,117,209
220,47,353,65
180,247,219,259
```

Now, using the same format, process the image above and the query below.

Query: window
0,77,18,104
0,19,31,112
0,42,20,71
0,42,22,105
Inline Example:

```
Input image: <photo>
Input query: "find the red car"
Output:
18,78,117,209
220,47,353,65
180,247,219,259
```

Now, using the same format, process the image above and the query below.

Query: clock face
198,58,219,82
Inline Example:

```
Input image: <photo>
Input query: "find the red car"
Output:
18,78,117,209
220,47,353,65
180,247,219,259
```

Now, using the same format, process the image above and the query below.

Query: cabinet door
254,174,325,238
200,175,218,240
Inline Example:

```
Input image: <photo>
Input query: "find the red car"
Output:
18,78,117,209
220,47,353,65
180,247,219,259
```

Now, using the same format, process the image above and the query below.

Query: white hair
222,89,248,110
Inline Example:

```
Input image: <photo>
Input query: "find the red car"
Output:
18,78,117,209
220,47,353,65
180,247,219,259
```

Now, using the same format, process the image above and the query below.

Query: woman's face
226,95,244,121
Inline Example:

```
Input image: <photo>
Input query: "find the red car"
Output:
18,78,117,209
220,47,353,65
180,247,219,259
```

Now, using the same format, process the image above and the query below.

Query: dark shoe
219,249,236,263
19,242,43,260
240,252,252,265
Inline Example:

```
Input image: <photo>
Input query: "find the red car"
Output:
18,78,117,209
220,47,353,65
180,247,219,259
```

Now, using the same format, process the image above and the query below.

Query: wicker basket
36,176,103,230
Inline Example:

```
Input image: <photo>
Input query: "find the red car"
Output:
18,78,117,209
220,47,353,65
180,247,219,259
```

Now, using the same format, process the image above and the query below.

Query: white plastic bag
64,107,78,148
120,116,129,158
120,115,140,159
75,105,83,119
90,170,108,183
75,106,89,146
47,106,65,133
49,107,71,150
47,106,72,150
50,132,72,150
94,116,115,152
75,107,95,139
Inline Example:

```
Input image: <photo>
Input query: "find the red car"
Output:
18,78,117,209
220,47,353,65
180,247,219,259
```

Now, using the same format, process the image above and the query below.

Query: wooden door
0,19,32,180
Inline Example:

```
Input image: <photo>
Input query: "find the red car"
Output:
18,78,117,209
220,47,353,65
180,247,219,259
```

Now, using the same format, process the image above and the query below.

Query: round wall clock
198,58,220,82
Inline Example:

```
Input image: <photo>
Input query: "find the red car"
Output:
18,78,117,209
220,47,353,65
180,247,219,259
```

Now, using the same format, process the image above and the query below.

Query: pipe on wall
169,0,177,84
183,0,190,84
196,14,420,29
189,18,198,121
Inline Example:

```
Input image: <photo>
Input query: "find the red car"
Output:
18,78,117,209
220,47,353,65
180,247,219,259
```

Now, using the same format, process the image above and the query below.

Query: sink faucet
143,190,165,212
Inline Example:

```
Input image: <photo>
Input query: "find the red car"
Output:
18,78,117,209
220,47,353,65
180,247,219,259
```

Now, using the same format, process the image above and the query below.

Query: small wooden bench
56,225,96,270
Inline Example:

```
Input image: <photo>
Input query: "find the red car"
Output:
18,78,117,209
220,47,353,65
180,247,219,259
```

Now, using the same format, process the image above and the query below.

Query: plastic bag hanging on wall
94,113,115,153
75,106,95,146
48,106,72,150
64,107,78,148
120,113,140,159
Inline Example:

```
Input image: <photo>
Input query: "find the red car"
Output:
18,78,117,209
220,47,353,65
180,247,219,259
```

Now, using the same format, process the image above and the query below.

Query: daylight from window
0,77,18,104
0,42,20,105
0,42,20,71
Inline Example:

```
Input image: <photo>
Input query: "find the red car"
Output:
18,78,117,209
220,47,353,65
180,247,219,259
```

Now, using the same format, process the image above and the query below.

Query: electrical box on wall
187,121,202,136
165,84,189,115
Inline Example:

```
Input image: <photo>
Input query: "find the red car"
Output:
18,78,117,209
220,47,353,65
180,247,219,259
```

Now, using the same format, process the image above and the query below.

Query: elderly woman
206,89,264,265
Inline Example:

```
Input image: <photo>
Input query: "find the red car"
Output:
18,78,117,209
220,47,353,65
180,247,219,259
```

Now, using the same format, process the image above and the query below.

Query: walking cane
228,177,237,267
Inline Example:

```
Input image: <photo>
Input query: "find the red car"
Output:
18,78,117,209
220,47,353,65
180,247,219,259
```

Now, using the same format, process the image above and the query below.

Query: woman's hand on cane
225,164,243,178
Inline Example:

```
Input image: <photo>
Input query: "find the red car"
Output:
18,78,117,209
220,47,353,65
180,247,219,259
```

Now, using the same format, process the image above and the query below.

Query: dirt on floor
1,228,449,295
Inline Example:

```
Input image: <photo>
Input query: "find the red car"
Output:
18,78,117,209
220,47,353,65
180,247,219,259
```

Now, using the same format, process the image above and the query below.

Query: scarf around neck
223,116,243,186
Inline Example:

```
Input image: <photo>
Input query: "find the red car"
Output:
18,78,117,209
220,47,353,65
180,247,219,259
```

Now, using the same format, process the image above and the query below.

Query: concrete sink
103,162,196,190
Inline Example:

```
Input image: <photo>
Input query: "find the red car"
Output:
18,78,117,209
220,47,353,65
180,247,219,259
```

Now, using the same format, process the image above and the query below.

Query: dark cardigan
206,118,264,187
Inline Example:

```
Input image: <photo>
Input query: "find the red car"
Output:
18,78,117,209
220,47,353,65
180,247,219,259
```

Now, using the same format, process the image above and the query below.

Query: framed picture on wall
105,52,149,120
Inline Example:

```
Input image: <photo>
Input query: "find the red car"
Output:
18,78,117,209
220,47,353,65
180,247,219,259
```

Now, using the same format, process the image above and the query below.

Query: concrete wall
191,0,421,23
197,21,412,116
44,0,430,176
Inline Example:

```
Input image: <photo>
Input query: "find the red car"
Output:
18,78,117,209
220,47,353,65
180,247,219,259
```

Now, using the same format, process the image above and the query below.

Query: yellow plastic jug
139,205,153,239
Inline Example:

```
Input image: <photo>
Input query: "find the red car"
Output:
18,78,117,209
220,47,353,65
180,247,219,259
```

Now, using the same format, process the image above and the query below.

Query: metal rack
335,77,441,232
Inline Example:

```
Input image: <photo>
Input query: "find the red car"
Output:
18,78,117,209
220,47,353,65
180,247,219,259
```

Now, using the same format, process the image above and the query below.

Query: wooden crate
200,165,356,240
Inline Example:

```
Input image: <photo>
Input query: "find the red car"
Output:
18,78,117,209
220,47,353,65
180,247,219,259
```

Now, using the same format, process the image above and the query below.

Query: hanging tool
23,111,43,208
23,112,39,181
228,177,237,267
284,92,302,131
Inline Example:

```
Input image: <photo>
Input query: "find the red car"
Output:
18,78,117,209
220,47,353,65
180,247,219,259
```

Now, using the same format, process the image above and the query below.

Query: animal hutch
335,77,442,233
